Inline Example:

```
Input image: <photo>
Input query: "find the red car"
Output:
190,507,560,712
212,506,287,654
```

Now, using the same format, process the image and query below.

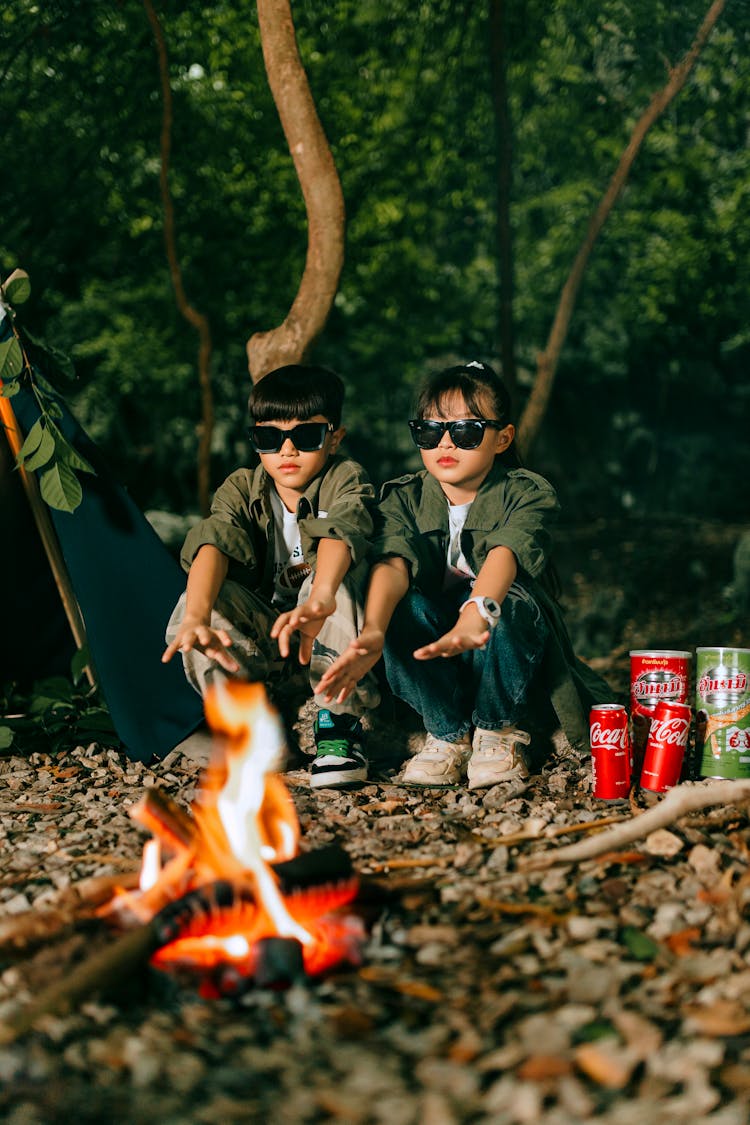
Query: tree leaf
70,645,92,685
0,726,13,749
573,1020,617,1044
2,269,31,306
0,378,20,397
49,425,95,475
0,336,23,381
22,424,56,473
39,460,83,512
16,418,45,463
620,926,660,962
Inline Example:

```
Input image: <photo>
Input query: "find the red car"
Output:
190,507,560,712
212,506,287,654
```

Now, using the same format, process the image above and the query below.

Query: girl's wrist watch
459,595,502,628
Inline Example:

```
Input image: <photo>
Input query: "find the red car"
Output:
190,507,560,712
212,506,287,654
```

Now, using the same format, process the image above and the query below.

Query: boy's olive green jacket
180,455,374,598
374,460,611,752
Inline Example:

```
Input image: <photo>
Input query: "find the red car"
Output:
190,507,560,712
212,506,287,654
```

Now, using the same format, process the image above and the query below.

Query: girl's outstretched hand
315,626,385,705
413,620,490,660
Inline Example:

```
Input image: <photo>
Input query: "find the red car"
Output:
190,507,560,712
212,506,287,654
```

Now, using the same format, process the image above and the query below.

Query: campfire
103,681,364,995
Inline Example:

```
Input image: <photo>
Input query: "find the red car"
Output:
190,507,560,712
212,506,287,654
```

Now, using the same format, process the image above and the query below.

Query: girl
316,361,608,788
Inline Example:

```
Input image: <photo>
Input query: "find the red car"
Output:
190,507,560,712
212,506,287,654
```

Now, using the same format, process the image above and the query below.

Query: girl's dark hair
416,361,521,467
248,364,345,428
418,361,561,597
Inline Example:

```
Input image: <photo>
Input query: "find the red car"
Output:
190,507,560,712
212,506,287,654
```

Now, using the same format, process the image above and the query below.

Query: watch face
484,598,501,617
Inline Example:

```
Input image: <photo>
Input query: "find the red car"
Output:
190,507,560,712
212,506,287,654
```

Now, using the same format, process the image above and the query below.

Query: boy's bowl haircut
248,365,345,429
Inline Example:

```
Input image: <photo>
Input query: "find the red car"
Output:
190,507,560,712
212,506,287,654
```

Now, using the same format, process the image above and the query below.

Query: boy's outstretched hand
271,595,336,664
315,625,385,705
162,619,240,672
413,618,490,660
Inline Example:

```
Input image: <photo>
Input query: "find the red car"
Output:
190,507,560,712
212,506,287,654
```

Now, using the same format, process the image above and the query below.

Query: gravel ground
2,518,748,1123
2,693,750,1125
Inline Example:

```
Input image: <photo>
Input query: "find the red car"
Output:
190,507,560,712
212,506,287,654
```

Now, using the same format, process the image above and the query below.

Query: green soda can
696,647,750,779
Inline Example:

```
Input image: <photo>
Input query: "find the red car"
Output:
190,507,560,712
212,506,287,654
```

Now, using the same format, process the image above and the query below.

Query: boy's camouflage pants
165,574,380,718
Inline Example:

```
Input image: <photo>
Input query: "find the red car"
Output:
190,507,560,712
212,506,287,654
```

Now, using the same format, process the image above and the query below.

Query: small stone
644,829,684,857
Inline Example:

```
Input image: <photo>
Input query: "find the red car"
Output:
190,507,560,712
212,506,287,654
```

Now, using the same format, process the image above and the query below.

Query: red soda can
640,700,691,793
630,650,690,719
590,705,631,799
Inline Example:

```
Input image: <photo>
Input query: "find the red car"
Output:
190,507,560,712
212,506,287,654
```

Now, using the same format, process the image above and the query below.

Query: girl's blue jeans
383,582,548,741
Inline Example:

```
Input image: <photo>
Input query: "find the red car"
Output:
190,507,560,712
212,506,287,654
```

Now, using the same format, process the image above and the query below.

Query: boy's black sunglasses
408,418,504,451
248,421,334,454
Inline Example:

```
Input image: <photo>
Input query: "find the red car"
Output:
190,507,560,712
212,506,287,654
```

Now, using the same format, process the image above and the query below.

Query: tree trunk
517,0,725,455
489,0,517,394
143,0,214,516
247,0,345,383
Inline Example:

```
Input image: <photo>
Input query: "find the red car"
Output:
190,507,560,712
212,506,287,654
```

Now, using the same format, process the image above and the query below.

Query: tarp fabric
9,380,203,763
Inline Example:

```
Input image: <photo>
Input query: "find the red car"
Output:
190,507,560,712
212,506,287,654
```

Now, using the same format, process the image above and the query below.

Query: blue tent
4,365,203,764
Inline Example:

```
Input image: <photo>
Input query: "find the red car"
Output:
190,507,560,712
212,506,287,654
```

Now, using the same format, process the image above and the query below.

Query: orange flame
106,682,361,982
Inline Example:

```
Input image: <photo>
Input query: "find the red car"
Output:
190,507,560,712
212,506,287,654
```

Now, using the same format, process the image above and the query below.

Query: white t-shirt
444,501,476,589
270,490,312,607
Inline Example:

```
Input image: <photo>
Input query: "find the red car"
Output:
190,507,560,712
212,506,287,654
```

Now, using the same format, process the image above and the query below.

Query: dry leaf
682,1000,750,1037
518,1054,573,1081
664,927,702,957
574,1042,637,1089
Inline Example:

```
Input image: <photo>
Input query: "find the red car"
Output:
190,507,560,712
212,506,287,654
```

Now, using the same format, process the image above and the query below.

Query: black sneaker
311,710,368,788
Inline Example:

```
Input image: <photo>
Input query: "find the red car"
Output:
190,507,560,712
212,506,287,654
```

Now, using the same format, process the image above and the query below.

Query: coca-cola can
590,704,631,799
640,700,692,793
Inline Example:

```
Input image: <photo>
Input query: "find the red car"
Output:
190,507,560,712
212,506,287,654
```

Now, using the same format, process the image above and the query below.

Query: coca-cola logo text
648,716,689,747
590,721,628,751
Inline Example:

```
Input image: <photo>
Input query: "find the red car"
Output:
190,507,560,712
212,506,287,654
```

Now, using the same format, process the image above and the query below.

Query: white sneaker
401,732,472,786
467,727,531,790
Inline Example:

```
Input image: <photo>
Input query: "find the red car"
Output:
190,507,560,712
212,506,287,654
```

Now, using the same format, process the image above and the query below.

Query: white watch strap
459,596,501,627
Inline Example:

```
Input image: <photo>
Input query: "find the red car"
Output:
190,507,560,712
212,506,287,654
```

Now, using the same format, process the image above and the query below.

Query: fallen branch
0,922,158,1045
481,813,628,849
0,871,139,956
520,781,750,871
365,856,453,873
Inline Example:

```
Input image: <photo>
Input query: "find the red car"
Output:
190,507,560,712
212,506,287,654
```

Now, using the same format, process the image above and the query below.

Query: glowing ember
104,682,362,988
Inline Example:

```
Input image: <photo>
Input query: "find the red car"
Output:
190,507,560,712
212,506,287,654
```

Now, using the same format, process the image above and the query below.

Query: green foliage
619,926,661,962
1,269,95,511
1,655,118,757
0,1,747,520
572,1019,618,1045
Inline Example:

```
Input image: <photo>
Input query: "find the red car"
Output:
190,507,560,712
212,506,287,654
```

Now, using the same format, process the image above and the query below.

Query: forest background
1,0,749,605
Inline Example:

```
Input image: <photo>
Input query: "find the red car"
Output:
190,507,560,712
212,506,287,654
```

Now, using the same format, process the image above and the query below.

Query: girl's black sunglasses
248,421,334,454
408,418,504,451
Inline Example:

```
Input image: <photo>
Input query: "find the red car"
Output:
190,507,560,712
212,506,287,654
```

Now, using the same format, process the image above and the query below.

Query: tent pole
0,395,96,688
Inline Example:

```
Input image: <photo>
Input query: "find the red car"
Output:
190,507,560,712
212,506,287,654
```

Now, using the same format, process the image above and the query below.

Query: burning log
0,871,140,958
0,845,361,1042
129,788,198,852
103,683,364,994
1,683,365,1039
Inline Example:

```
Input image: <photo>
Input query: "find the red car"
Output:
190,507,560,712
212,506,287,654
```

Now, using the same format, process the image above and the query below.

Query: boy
163,364,379,787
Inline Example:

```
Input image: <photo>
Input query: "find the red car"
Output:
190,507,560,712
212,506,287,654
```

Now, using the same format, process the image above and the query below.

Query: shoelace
315,738,356,758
